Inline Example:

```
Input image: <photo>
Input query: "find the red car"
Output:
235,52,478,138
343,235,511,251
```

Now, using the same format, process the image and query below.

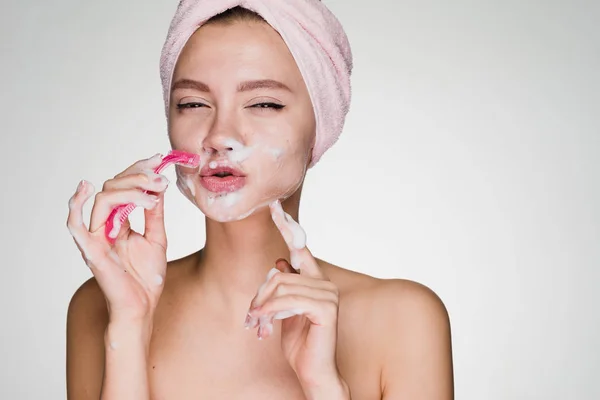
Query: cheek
253,137,310,192
174,166,200,206
168,115,206,152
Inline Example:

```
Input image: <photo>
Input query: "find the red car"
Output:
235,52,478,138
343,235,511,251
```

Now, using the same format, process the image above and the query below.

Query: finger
113,153,164,179
270,200,324,279
103,171,169,193
250,294,339,328
143,188,167,250
243,263,295,330
270,285,336,321
66,180,96,259
270,200,306,249
89,188,161,233
275,258,298,274
104,168,170,249
66,182,124,278
249,267,336,311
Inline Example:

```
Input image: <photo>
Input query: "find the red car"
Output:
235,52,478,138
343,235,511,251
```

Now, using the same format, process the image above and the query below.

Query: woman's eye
251,102,285,110
177,102,207,109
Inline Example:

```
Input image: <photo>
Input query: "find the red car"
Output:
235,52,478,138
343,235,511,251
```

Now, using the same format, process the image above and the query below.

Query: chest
146,286,382,399
149,364,306,400
147,319,307,399
145,321,381,400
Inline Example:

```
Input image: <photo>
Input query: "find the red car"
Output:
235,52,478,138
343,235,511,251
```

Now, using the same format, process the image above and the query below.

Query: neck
193,193,301,312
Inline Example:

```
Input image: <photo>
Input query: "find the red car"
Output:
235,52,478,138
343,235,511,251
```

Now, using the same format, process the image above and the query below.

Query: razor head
154,150,201,173
104,149,202,244
164,150,201,167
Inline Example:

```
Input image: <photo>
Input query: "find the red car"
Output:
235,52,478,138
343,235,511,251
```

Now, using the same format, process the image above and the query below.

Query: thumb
144,189,167,250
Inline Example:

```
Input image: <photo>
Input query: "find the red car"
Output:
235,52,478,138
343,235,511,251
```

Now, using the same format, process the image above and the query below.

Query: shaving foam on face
166,23,318,223
197,140,301,222
223,138,254,163
175,168,198,206
267,147,283,160
205,191,243,218
233,198,275,221
222,191,241,208
184,175,196,197
173,128,310,223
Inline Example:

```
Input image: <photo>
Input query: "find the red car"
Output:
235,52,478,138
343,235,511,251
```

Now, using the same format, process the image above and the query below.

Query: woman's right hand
66,153,170,325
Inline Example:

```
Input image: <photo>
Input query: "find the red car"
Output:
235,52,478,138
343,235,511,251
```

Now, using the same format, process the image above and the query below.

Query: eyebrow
171,78,291,93
237,79,291,92
171,78,210,92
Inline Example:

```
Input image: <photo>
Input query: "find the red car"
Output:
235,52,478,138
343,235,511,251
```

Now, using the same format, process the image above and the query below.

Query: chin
177,175,302,222
206,206,270,223
199,192,272,222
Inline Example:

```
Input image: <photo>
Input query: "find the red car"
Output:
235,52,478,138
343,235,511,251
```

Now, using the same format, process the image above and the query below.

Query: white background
1,0,598,398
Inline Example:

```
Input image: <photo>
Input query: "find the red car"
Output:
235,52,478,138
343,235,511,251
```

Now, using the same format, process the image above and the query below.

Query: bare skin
66,18,453,400
67,245,452,399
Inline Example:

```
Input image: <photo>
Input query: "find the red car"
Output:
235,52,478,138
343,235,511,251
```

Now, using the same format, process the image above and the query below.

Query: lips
199,164,246,193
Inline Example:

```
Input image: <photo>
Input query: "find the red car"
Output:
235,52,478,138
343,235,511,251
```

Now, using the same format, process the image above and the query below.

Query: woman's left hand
245,200,349,398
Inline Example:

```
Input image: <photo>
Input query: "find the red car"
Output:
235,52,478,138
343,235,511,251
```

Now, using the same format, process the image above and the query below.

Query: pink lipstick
199,164,246,193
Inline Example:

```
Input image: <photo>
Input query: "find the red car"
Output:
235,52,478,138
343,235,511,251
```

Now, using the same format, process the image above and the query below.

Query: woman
66,2,453,399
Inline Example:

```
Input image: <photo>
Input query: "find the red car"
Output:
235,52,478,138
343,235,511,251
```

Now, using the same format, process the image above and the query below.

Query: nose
201,114,245,156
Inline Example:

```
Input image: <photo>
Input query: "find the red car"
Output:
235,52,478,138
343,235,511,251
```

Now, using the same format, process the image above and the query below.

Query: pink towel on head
160,0,353,167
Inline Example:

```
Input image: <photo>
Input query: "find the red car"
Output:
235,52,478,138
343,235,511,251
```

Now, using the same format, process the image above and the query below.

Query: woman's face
168,19,315,222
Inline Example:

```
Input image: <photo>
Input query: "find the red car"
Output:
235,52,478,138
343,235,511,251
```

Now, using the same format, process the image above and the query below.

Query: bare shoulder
66,276,108,399
67,276,108,327
365,276,450,322
321,261,454,398
66,256,192,399
66,277,109,359
321,260,450,317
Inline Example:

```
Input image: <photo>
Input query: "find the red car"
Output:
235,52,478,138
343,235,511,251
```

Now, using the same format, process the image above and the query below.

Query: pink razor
104,150,201,243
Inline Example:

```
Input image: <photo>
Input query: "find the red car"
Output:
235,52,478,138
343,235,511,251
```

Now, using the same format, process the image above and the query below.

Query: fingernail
257,319,273,339
76,180,85,193
257,323,266,339
267,267,279,280
153,175,170,185
265,322,273,337
244,311,258,329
